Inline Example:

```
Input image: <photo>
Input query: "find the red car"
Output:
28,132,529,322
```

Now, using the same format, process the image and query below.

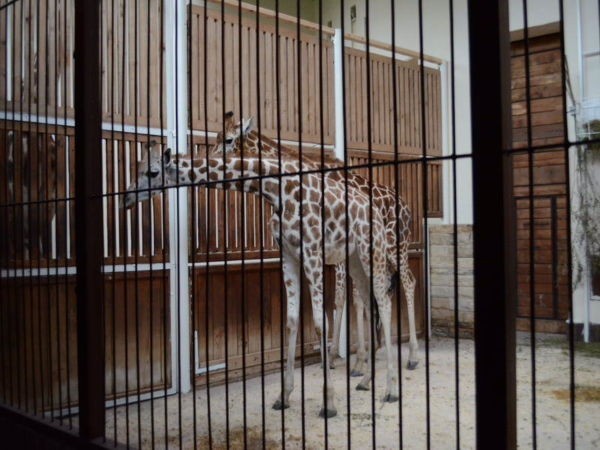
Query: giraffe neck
187,155,301,208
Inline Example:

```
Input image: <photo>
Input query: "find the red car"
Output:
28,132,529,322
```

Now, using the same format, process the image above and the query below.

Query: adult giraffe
211,112,419,375
123,141,401,418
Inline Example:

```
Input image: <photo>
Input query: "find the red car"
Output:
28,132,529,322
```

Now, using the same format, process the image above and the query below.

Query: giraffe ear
224,111,235,127
241,117,254,135
163,148,172,166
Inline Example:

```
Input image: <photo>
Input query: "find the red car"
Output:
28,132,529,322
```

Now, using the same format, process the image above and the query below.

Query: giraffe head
212,111,255,154
121,141,173,209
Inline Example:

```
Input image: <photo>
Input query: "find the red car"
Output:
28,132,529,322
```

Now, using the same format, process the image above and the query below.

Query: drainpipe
334,28,348,358
165,0,191,393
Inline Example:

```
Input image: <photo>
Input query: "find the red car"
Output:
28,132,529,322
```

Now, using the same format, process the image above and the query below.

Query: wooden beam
74,0,105,440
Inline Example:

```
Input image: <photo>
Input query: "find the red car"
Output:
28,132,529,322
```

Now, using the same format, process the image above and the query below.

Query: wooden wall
511,33,569,328
0,272,170,412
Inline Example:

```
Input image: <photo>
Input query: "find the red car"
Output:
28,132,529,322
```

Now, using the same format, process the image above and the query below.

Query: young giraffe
211,112,419,375
123,142,400,418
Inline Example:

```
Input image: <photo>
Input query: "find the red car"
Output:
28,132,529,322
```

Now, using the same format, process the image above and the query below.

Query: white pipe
333,28,348,358
575,0,590,343
165,0,191,394
334,28,346,163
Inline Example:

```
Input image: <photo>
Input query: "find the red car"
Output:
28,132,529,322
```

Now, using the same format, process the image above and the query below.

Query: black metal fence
0,0,597,448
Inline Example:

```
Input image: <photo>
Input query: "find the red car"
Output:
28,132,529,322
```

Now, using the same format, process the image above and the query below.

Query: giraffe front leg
401,256,419,370
375,280,399,403
351,288,368,378
328,264,347,369
273,249,300,411
349,258,374,390
305,251,337,419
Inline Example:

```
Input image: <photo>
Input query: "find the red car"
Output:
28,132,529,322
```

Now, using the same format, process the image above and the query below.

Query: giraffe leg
352,238,399,401
400,244,419,370
351,287,368,378
328,264,347,369
272,248,300,411
373,278,399,402
348,257,373,391
304,249,337,418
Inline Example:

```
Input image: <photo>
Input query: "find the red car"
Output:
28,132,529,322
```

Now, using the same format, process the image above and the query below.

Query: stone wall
429,225,474,337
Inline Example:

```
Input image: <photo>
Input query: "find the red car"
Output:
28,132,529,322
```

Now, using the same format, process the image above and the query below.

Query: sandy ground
104,335,600,449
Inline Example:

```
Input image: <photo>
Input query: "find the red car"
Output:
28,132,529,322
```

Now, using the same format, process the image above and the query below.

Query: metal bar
74,0,105,441
551,196,559,320
467,0,516,449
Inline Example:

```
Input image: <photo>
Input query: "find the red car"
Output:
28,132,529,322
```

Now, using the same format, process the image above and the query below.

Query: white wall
317,0,599,327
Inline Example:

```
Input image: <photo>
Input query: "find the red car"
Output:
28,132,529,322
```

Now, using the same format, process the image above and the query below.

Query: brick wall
429,225,474,337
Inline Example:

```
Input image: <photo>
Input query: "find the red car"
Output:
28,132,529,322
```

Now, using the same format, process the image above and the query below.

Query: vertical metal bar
108,0,118,442
219,2,230,447
337,2,353,446
295,2,307,446
16,0,24,414
449,0,461,447
237,0,248,448
317,2,329,447
389,1,405,447
25,0,35,417
274,2,287,447
62,0,73,427
201,0,213,445
364,1,377,446
132,0,143,446
33,0,45,418
159,0,171,444
187,0,197,448
557,1,576,446
467,1,516,449
520,3,538,445
74,0,105,440
551,196,559,319
417,1,432,447
119,2,130,443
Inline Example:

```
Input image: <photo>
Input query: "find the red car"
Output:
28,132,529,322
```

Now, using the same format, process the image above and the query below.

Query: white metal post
334,29,346,163
165,0,191,393
333,28,348,358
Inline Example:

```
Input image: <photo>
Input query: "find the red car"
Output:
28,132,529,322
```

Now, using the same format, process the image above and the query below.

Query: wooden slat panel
189,5,334,145
0,272,171,411
343,48,442,157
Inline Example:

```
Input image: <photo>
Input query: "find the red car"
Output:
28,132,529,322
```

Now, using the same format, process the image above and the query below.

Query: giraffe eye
225,138,233,145
147,170,160,178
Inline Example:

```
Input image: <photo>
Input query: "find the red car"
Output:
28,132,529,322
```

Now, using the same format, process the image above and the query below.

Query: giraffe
122,141,401,418
211,112,419,376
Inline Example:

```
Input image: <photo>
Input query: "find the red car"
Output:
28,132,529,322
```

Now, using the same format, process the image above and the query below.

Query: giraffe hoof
383,394,399,403
356,383,370,391
319,407,337,418
407,360,419,370
350,370,364,377
272,399,290,410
